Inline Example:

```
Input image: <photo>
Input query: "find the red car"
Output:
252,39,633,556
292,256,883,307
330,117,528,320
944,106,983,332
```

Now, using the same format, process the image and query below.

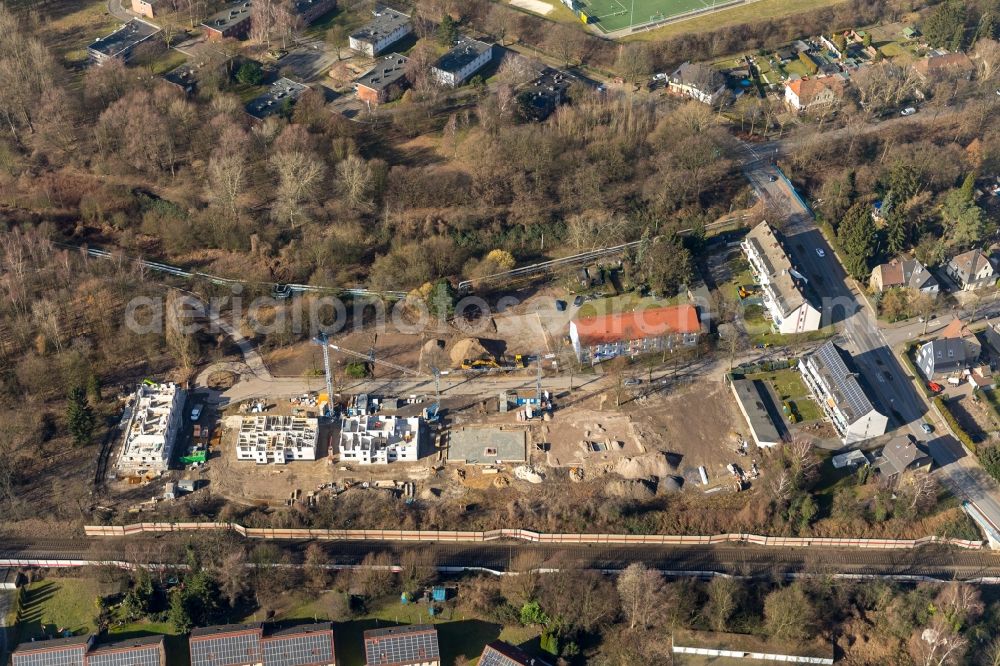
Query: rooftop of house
13,636,91,655
949,249,994,280
190,623,334,666
89,18,161,57
203,0,253,33
744,222,811,318
355,53,409,91
446,427,527,464
434,38,493,74
871,258,937,290
669,61,725,92
921,338,968,368
879,434,931,476
785,76,843,103
479,641,551,666
350,6,411,43
87,636,164,666
913,52,974,78
245,78,308,120
570,304,701,347
805,341,877,424
363,625,439,666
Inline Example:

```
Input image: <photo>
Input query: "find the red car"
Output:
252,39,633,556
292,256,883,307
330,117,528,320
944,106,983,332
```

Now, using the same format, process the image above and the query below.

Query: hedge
901,342,933,399
934,396,977,454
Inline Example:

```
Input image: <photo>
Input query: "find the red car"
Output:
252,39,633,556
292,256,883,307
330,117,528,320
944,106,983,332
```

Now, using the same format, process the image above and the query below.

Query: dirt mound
420,339,446,372
604,479,656,500
615,451,677,481
658,476,684,493
449,338,489,367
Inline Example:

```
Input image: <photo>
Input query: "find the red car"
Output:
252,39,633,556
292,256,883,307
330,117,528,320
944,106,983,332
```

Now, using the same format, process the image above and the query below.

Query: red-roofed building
569,304,700,364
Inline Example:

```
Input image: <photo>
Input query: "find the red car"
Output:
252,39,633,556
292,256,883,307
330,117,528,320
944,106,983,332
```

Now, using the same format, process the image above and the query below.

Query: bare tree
486,5,515,47
270,149,327,227
337,154,374,211
208,124,250,219
617,562,663,630
545,24,584,68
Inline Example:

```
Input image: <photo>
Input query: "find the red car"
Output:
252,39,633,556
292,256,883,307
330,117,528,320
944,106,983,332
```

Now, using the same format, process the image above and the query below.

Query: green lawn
747,367,822,423
575,293,684,319
582,0,710,32
16,579,100,641
625,0,847,40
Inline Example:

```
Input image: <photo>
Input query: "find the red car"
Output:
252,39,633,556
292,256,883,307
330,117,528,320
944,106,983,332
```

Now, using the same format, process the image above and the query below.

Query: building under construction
339,414,423,464
236,415,318,464
117,382,185,473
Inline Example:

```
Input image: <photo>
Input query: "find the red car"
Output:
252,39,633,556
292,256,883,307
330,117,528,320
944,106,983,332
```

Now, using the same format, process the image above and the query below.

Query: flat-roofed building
237,415,318,464
339,414,423,464
190,623,335,666
118,382,185,473
569,304,700,364
800,341,887,444
363,625,439,666
88,19,161,64
13,636,91,666
741,222,821,334
349,7,412,57
355,53,409,106
446,427,527,464
293,0,336,24
202,0,254,40
730,379,783,448
432,38,493,87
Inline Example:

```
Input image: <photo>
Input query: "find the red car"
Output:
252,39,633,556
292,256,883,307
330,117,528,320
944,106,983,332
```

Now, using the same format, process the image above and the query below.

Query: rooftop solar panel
363,625,439,665
810,341,875,422
87,643,163,666
190,631,262,666
478,641,548,666
13,644,87,666
262,629,334,666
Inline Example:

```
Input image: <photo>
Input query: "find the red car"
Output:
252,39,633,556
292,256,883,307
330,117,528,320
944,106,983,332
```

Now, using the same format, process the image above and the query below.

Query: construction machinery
461,353,527,371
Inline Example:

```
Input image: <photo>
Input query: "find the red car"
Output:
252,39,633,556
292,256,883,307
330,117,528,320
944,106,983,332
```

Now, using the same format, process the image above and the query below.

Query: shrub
934,396,976,453
345,362,368,379
980,446,1000,483
236,61,264,86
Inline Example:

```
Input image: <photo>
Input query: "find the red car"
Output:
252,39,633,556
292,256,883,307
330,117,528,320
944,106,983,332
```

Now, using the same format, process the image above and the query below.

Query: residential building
479,641,550,666
189,623,335,666
131,0,159,19
349,7,412,57
666,61,726,105
783,76,843,112
246,78,309,120
202,0,254,40
236,415,318,464
363,625,439,666
915,318,981,379
88,19,161,64
293,0,336,25
878,434,932,478
730,379,783,448
912,52,974,82
339,414,423,464
945,249,995,290
800,341,888,444
118,381,185,473
741,222,822,335
355,53,409,106
869,258,938,294
916,339,969,379
432,38,493,87
568,304,701,364
13,635,167,666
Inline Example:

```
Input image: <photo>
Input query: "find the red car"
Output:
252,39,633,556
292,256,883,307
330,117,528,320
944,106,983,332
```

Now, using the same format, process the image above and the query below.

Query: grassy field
582,0,711,32
16,579,100,642
625,0,848,40
575,293,684,318
277,592,538,666
755,367,822,422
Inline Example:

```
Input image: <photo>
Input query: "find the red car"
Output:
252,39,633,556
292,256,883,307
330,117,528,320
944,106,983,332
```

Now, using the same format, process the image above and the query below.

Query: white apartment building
349,7,412,57
800,341,888,444
339,414,422,465
118,382,185,472
431,38,493,87
236,415,318,464
742,222,822,334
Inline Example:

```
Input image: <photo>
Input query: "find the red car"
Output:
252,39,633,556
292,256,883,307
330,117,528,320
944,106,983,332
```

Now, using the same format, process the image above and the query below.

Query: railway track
3,537,1000,581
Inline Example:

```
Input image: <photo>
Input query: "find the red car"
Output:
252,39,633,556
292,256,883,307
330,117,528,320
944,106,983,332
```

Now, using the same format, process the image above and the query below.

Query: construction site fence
82,524,985,550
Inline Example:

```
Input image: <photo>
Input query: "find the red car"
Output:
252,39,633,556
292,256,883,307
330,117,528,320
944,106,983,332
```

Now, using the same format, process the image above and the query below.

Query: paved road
2,537,1000,581
741,140,1000,538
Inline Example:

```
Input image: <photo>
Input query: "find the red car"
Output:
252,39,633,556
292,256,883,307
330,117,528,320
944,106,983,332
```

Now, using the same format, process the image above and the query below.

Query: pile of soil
603,479,656,500
615,451,677,481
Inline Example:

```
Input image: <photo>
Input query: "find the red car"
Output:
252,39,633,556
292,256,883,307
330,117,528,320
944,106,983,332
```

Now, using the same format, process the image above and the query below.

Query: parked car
815,248,825,257
768,175,778,182
573,295,584,307
624,378,643,386
555,299,567,312
920,422,934,434
190,404,204,421
900,107,917,116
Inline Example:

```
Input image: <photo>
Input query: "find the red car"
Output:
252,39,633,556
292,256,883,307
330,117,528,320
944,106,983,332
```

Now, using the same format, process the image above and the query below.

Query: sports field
581,0,733,32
